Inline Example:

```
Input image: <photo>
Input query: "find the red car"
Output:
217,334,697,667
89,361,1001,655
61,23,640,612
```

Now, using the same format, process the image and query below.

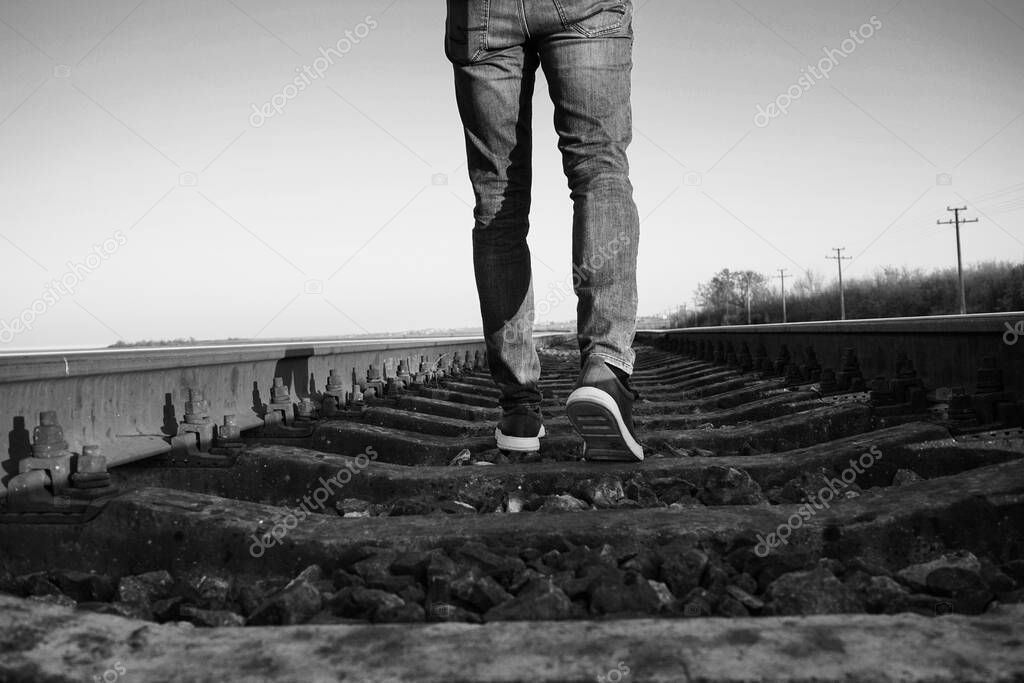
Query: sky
0,0,1022,349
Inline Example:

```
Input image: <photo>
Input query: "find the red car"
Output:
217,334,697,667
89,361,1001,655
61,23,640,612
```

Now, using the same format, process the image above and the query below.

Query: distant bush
672,261,1024,327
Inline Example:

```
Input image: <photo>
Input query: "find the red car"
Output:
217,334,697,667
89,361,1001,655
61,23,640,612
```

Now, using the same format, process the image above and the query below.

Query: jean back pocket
553,0,630,38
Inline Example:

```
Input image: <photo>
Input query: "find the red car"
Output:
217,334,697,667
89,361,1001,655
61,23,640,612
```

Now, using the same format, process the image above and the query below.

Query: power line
969,181,1024,204
937,207,978,315
985,198,1024,215
826,247,853,320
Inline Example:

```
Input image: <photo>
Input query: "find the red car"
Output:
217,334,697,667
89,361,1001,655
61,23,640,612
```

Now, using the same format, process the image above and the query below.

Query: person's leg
536,0,643,460
536,0,640,376
447,1,545,448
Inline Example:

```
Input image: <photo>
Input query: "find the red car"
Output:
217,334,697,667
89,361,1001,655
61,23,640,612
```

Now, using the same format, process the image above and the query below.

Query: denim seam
551,0,569,28
591,352,634,375
473,0,491,62
515,0,530,40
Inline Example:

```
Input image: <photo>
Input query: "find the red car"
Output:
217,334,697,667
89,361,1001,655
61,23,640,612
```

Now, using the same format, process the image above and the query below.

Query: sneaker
566,356,643,461
495,406,546,452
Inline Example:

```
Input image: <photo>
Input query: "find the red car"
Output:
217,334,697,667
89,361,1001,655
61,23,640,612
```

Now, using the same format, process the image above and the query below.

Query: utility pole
826,247,852,320
738,273,753,325
937,207,978,315
776,269,790,323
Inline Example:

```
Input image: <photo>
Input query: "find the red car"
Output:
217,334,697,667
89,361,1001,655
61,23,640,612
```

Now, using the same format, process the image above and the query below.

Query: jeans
446,0,640,411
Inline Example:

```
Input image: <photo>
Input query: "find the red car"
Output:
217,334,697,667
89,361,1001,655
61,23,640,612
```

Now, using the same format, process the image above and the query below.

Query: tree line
670,261,1024,327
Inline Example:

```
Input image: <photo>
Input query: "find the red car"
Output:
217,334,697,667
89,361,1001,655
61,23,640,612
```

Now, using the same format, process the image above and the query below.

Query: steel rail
637,311,1024,396
0,334,569,497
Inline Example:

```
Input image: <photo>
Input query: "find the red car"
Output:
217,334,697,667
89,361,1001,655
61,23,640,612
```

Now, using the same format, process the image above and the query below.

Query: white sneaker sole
566,386,644,461
495,424,546,452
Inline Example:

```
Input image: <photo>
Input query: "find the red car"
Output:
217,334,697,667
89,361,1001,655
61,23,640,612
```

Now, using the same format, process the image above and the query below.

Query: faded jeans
446,0,640,410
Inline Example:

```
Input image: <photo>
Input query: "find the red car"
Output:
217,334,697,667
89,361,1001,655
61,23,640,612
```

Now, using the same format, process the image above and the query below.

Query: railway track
2,315,1024,682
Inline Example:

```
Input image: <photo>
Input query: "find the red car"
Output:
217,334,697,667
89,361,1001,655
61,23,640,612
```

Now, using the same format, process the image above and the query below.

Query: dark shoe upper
497,405,543,438
574,356,639,437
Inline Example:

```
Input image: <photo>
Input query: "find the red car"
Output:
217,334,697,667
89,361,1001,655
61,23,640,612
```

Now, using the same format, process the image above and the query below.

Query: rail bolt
271,377,292,404
326,369,345,393
347,369,365,408
819,368,839,395
397,359,412,381
836,348,865,391
418,355,437,383
433,356,447,380
184,387,212,425
949,387,979,427
738,343,753,372
784,363,803,387
71,444,114,492
896,352,918,379
891,353,924,406
367,364,383,382
364,364,385,400
869,375,897,406
32,411,68,456
265,377,294,426
723,342,737,367
713,342,725,365
774,345,791,376
297,397,318,420
19,412,72,491
218,414,241,441
972,356,1014,424
976,356,1004,394
77,445,108,474
803,347,822,382
753,343,768,365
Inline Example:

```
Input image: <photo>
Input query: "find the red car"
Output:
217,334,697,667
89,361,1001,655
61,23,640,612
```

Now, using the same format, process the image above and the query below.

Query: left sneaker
566,356,644,461
495,406,546,452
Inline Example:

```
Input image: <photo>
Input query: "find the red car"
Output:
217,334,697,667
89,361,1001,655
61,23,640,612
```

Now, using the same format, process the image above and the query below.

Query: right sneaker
566,356,643,461
495,406,546,452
